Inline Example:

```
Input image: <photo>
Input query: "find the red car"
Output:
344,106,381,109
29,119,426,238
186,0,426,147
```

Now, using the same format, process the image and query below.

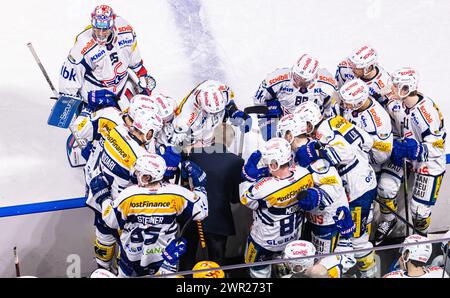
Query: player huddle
58,5,447,278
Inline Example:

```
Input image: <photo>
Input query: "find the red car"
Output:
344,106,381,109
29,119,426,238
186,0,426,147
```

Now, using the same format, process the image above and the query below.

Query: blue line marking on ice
0,197,86,217
168,0,226,82
2,155,450,218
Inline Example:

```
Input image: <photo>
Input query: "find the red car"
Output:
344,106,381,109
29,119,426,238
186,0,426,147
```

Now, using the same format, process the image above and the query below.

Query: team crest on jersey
103,61,127,92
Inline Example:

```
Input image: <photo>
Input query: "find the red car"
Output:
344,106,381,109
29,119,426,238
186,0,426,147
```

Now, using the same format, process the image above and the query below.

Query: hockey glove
391,138,423,166
138,74,157,96
89,174,111,205
266,99,283,118
181,161,207,189
333,206,356,239
296,187,323,211
157,145,181,179
162,237,188,266
241,150,270,182
87,89,117,111
295,140,320,167
230,110,253,133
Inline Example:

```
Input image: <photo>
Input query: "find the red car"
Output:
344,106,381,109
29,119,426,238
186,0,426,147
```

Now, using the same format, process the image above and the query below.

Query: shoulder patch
268,73,289,86
368,107,383,128
253,177,272,191
81,38,96,55
118,24,134,33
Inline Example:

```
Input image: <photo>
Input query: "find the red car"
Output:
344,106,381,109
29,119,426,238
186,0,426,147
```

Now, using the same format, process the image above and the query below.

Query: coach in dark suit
179,124,244,271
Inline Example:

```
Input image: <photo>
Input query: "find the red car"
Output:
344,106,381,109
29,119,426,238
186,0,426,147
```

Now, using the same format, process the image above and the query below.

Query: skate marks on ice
168,0,226,83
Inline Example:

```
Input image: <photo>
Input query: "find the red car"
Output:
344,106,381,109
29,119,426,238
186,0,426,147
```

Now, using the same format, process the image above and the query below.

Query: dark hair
410,260,426,267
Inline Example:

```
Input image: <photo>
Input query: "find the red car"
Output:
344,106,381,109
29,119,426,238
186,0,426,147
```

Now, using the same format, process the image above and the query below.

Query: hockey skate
374,218,398,246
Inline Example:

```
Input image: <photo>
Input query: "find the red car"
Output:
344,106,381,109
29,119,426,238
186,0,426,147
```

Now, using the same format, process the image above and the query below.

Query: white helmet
197,81,227,114
89,268,117,278
261,137,292,171
282,240,317,274
348,45,378,76
294,101,323,128
401,234,432,264
134,154,166,185
128,94,157,120
391,67,419,99
291,54,320,86
132,108,163,143
150,92,177,123
339,79,370,110
277,113,308,143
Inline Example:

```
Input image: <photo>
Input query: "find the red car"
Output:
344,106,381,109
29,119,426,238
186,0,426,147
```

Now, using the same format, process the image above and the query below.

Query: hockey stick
400,122,411,236
374,196,425,237
27,42,86,148
442,239,449,278
183,150,210,261
238,106,269,158
13,247,20,277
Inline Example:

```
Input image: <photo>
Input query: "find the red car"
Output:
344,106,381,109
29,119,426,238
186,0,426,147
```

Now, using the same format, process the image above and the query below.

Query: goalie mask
91,5,116,45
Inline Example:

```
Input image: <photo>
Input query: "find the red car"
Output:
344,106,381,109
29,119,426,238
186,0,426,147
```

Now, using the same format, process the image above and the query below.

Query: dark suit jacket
183,143,244,236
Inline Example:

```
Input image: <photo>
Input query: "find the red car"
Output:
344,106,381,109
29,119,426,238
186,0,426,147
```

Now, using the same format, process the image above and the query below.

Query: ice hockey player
276,113,355,255
98,154,208,277
335,45,392,106
59,5,156,109
383,234,449,278
241,137,346,278
376,67,446,240
253,53,338,140
169,80,251,147
274,240,357,278
294,101,378,278
88,108,163,270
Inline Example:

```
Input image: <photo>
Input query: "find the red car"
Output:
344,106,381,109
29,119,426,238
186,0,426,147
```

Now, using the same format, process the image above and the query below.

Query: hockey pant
350,187,377,278
377,160,444,234
244,235,283,278
306,222,340,254
117,249,164,277
94,210,119,269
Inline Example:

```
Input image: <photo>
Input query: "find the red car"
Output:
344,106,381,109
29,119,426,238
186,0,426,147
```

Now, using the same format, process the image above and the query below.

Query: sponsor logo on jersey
305,212,324,225
118,25,133,33
369,107,382,127
318,76,337,86
280,86,294,93
81,38,96,55
268,74,288,85
118,38,133,47
90,49,106,62
130,201,171,208
344,73,354,79
419,105,433,123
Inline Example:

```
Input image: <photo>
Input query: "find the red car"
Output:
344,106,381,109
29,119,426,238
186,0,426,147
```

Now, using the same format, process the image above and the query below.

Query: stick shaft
14,247,20,277
27,43,59,98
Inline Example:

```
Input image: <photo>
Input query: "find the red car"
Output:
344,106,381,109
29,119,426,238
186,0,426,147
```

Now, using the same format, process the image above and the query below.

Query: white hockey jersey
319,254,357,278
386,95,446,176
341,99,393,167
99,124,152,199
59,16,147,100
70,107,125,211
383,266,449,278
304,159,349,227
101,183,208,267
171,80,232,146
241,164,314,251
335,60,393,106
253,67,338,117
315,116,377,201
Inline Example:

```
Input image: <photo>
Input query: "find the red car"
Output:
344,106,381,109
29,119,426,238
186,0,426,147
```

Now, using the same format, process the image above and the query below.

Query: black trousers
179,222,228,272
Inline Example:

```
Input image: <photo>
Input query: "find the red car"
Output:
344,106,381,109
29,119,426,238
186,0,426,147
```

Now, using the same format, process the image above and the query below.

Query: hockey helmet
339,79,370,110
294,101,323,129
277,113,309,144
261,137,292,171
91,5,116,44
133,154,166,185
401,234,432,264
282,240,317,274
192,261,225,278
197,81,227,114
348,45,378,77
291,54,320,87
391,67,419,99
132,108,163,143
